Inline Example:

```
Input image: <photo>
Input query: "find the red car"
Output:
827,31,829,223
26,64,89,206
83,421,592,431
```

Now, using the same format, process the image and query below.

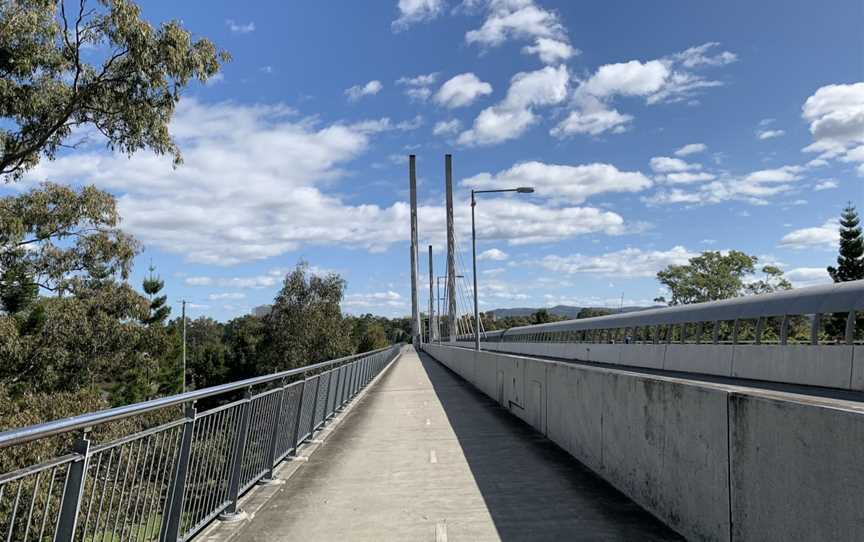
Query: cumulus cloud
458,65,568,145
345,80,383,101
802,82,864,157
538,246,697,278
226,19,255,33
25,100,634,265
433,119,462,136
478,248,509,261
208,292,246,300
392,0,446,30
465,0,566,47
521,37,578,64
396,72,439,101
649,156,701,173
784,267,831,288
779,220,839,249
644,163,811,205
462,161,651,204
433,73,493,108
757,129,785,140
814,179,838,191
554,43,735,138
674,143,707,156
344,290,404,309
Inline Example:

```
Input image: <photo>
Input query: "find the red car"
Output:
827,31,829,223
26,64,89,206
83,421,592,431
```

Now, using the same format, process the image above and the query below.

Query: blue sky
14,0,864,319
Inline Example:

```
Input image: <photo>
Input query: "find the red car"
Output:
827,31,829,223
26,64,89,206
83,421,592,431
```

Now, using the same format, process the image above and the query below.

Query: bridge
1,280,863,541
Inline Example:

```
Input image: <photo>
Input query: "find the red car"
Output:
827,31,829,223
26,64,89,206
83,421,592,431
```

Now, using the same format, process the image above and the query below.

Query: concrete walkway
234,347,681,541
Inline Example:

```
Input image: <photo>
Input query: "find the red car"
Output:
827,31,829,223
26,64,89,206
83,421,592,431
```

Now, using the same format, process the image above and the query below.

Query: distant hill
490,305,657,319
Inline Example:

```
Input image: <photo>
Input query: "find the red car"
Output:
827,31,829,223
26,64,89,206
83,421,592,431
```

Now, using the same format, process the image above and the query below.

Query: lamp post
437,274,463,344
471,187,534,351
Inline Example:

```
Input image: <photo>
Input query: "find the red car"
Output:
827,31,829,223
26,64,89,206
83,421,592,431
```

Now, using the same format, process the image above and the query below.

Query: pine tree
827,203,864,283
142,265,171,326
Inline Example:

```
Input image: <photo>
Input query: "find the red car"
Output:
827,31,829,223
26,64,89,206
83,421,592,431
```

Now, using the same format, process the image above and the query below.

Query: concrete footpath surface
233,347,681,541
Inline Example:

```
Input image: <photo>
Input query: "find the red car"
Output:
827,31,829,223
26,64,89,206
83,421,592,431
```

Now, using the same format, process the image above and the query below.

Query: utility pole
428,244,434,343
409,155,422,346
181,299,187,393
445,154,457,343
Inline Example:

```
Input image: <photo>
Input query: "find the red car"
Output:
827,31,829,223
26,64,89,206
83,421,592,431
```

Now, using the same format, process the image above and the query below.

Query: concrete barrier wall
469,341,863,391
422,344,864,542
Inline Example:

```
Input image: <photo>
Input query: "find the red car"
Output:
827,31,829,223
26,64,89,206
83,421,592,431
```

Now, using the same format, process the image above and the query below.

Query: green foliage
142,264,170,325
223,314,266,381
0,0,229,180
0,182,139,294
348,314,390,353
261,262,353,372
170,316,227,390
828,202,864,283
0,262,38,313
532,309,552,324
656,251,791,305
577,307,613,319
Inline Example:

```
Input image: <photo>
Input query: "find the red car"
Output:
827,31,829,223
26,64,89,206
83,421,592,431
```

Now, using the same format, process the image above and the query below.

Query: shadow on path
416,349,682,541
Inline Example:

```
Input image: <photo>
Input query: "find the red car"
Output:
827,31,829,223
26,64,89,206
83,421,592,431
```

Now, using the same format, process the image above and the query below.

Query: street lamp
471,187,534,351
436,274,463,344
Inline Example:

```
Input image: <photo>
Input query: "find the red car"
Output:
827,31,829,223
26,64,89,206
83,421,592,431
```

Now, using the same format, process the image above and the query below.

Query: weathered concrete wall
471,341,862,391
729,393,864,541
422,344,864,542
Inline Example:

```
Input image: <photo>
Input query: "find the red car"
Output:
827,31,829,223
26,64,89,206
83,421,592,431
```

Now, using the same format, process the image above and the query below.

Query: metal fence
448,281,864,390
0,344,402,542
459,281,864,346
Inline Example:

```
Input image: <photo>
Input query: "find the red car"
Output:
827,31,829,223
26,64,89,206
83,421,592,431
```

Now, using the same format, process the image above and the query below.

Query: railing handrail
0,344,397,449
475,280,863,338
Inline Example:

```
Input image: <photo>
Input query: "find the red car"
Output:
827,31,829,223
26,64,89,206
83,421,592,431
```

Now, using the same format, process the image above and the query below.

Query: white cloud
396,72,439,101
434,73,493,108
465,0,566,48
555,43,735,138
459,65,568,145
345,80,383,101
344,290,404,308
478,248,509,261
757,129,785,140
462,161,652,204
785,267,831,288
662,172,715,184
814,179,838,191
650,156,701,173
743,165,803,182
538,246,697,278
25,99,641,266
433,119,462,136
208,292,246,300
674,143,707,156
779,219,838,249
551,99,632,136
670,42,737,68
392,0,445,30
582,60,670,98
802,82,864,157
521,37,578,64
226,19,255,33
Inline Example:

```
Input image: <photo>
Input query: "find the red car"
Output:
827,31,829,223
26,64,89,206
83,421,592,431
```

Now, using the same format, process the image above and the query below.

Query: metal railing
0,344,402,542
458,281,864,346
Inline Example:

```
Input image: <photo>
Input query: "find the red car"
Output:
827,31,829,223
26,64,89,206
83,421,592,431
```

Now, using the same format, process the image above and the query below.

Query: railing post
308,374,321,437
780,315,790,345
53,430,91,542
292,375,307,454
220,388,254,521
260,380,287,484
846,311,856,345
811,313,821,345
160,402,196,542
712,321,721,344
732,319,740,345
754,317,764,345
